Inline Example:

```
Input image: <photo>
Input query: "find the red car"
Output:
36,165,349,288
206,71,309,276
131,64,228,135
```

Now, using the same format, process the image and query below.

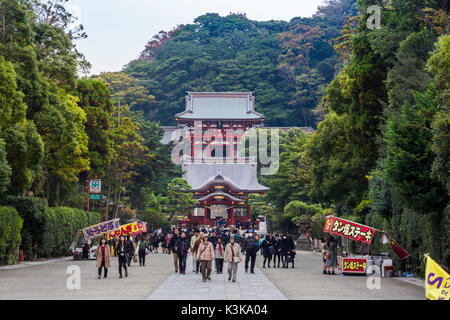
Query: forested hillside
123,0,358,127
249,0,449,274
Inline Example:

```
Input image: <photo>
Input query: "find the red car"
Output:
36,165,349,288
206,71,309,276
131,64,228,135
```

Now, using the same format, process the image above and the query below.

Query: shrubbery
0,206,23,264
0,196,46,260
0,196,100,261
39,207,100,257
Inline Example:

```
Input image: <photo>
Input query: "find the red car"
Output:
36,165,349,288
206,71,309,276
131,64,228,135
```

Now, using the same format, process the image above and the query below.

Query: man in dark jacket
280,234,291,268
169,228,180,273
243,232,259,273
174,231,190,274
209,231,218,248
126,235,135,267
273,234,281,267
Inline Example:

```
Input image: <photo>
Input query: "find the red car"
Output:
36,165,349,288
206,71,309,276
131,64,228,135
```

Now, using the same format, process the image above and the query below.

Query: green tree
165,178,198,222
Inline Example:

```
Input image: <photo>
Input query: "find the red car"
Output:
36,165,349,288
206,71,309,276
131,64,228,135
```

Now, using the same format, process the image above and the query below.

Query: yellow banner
425,256,450,300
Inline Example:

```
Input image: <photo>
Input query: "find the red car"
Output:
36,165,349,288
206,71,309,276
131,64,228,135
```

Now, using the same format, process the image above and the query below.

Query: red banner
389,236,410,260
324,216,375,244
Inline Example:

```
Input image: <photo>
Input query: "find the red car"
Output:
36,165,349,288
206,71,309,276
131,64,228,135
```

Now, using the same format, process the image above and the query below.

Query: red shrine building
162,92,269,228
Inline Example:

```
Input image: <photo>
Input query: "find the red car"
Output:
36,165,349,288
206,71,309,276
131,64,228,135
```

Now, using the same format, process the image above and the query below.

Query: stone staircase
295,234,313,251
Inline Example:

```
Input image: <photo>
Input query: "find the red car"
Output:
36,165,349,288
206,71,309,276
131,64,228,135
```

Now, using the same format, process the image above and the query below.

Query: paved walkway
257,250,425,300
0,249,425,300
0,252,173,300
147,255,287,300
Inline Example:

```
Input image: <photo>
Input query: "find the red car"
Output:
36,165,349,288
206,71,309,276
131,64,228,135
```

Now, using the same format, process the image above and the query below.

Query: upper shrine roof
176,92,264,120
182,162,269,193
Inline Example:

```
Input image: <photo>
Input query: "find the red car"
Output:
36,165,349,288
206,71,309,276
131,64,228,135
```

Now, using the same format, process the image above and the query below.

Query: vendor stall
324,215,408,276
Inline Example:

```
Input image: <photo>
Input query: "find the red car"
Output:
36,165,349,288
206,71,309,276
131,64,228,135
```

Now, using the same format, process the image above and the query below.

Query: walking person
175,231,190,274
96,237,111,279
214,236,225,274
242,232,259,273
169,229,180,272
326,235,338,274
115,235,128,278
138,235,148,266
125,235,135,267
190,229,201,272
286,236,296,268
261,235,273,268
280,234,290,268
196,234,215,282
224,235,242,282
192,232,204,274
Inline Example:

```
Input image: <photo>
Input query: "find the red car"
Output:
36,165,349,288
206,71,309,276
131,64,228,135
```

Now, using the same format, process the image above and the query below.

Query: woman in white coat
224,235,243,282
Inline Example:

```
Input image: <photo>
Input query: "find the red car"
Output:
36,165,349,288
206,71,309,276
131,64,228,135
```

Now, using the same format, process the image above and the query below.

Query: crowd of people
93,224,339,282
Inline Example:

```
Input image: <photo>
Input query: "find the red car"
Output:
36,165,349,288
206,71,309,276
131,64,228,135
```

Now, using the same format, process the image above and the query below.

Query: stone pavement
147,255,287,300
257,250,425,300
0,251,174,300
0,249,426,300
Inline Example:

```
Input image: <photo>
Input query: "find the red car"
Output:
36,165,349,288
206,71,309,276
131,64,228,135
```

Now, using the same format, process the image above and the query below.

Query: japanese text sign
426,256,450,300
324,216,375,245
83,219,120,240
107,222,147,240
341,258,367,273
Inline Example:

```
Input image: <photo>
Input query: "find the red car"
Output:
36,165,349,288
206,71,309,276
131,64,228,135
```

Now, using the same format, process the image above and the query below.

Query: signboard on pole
89,180,102,193
324,216,375,245
89,194,102,200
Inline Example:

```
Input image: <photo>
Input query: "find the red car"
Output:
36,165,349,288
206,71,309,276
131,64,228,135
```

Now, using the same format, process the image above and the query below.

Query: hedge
40,207,100,257
0,196,100,260
0,206,23,264
0,196,46,260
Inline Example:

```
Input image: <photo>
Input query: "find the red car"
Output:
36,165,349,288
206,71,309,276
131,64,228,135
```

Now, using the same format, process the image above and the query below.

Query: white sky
69,0,326,75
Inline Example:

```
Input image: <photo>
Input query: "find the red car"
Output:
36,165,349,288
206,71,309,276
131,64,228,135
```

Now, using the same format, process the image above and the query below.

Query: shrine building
162,92,314,228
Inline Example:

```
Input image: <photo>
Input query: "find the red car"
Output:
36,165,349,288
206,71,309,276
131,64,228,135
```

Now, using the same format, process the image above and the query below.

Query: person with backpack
138,235,148,266
224,235,242,282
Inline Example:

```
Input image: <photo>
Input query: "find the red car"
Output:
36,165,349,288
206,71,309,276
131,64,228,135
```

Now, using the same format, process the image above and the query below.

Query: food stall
324,215,407,276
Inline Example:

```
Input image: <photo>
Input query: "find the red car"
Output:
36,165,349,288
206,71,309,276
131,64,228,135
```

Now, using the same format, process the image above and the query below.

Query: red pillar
204,206,207,226
231,207,235,226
